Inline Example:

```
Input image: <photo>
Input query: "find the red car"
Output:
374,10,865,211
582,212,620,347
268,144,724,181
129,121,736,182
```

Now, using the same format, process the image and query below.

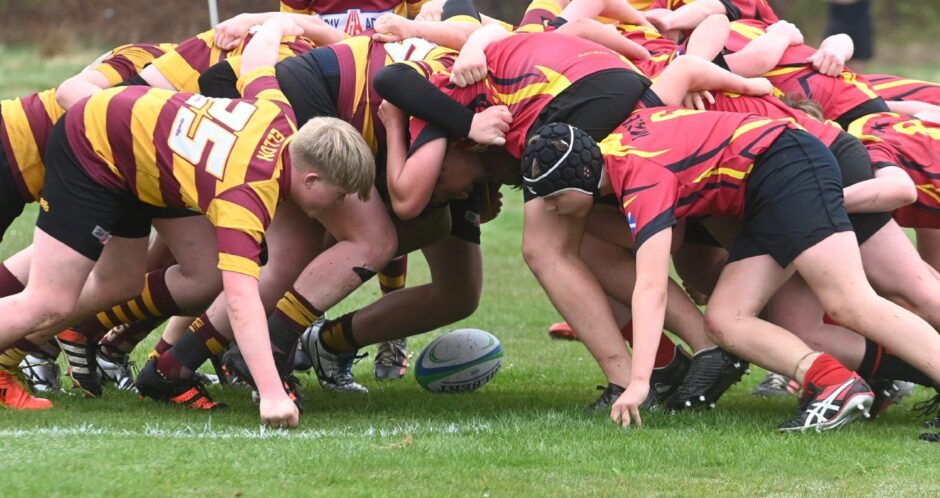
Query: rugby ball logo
415,329,504,393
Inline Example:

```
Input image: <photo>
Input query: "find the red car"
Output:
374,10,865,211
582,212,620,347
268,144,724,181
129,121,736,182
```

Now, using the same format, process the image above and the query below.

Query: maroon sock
0,263,24,297
153,338,172,357
74,268,180,339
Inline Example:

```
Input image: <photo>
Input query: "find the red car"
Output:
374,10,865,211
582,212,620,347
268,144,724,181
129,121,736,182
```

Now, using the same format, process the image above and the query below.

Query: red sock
0,263,24,297
620,321,679,368
804,353,855,390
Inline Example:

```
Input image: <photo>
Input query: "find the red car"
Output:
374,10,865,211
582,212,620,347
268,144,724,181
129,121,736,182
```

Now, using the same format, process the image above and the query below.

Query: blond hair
289,116,375,200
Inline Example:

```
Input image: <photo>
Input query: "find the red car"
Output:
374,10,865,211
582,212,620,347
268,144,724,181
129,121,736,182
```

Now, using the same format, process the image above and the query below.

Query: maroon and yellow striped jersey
412,32,642,158
725,20,879,122
89,43,177,86
704,93,842,146
848,112,940,229
0,43,173,203
280,0,428,36
330,35,457,154
514,0,563,33
600,106,792,246
651,0,778,22
617,24,678,78
64,68,296,278
149,28,314,93
867,74,940,106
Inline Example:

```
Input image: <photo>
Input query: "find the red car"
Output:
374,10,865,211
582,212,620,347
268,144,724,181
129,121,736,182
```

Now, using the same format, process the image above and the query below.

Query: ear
303,171,321,188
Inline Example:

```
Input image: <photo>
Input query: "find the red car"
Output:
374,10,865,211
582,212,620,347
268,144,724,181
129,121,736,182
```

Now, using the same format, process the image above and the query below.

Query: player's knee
703,306,739,345
438,286,481,321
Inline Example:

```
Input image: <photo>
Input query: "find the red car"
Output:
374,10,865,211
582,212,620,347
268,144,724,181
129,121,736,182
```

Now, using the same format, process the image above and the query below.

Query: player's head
433,145,485,204
782,95,824,122
288,117,375,215
521,122,603,216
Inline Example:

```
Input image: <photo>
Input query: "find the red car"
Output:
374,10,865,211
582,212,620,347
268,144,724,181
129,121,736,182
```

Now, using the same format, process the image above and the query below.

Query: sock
151,338,172,359
319,313,358,354
73,268,180,340
98,318,165,359
156,314,228,380
619,321,679,369
0,263,25,297
378,255,408,294
273,288,323,335
0,339,40,370
268,311,318,374
804,353,854,390
858,339,933,386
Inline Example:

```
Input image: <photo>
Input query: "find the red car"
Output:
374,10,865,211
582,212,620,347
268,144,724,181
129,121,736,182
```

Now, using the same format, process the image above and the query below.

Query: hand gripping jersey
64,68,296,278
330,35,457,154
150,28,314,93
280,0,428,36
413,32,642,158
867,74,940,106
725,20,880,121
599,106,792,246
616,24,679,78
848,112,940,229
0,43,174,203
651,0,779,23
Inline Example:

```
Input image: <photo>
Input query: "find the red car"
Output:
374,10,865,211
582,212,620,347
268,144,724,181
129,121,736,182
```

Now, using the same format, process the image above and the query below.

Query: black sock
858,339,933,386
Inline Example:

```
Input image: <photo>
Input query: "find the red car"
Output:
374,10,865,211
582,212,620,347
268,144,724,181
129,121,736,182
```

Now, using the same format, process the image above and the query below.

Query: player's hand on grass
767,20,803,46
682,90,714,110
415,0,444,22
451,47,488,87
808,48,845,77
260,393,300,429
611,382,649,428
373,14,415,43
469,105,512,146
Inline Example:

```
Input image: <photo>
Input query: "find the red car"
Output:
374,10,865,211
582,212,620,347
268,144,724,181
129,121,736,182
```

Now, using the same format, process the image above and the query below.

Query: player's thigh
916,227,940,273
22,228,96,313
793,231,875,314
705,254,794,338
860,220,937,300
152,213,219,276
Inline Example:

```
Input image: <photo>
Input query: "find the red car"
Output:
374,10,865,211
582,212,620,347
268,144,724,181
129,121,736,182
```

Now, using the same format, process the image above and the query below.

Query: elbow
373,64,410,103
895,179,918,207
391,196,424,221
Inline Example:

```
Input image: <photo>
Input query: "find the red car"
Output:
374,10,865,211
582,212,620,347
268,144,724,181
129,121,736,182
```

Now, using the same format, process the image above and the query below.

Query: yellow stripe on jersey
82,99,122,182
694,164,755,183
846,113,891,142
447,15,482,25
236,67,291,107
1,90,65,200
249,180,281,221
149,31,217,93
841,71,879,100
487,65,572,106
731,118,775,142
730,21,766,41
207,199,266,244
92,43,177,86
599,133,672,158
218,253,262,279
130,92,166,207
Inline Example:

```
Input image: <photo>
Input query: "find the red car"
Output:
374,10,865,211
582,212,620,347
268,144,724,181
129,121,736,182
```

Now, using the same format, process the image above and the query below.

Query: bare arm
724,21,803,77
647,0,725,32
683,14,730,61
651,55,771,107
222,271,298,427
373,14,481,49
886,99,940,117
808,34,854,77
450,23,512,87
55,69,113,110
380,102,447,220
561,0,653,28
843,166,916,213
240,17,303,78
557,18,650,60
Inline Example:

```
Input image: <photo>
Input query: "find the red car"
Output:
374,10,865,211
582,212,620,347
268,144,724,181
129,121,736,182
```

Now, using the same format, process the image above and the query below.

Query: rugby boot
778,375,873,432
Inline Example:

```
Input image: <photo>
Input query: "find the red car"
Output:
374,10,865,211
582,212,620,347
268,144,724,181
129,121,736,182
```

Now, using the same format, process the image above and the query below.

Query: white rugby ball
415,328,503,393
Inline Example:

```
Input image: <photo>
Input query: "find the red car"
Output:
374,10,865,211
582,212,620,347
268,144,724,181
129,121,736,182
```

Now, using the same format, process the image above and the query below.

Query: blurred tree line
0,0,936,61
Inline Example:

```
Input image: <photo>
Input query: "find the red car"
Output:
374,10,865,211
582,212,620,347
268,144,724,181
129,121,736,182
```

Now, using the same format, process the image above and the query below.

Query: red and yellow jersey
330,36,457,154
848,112,940,228
415,32,641,158
651,0,778,22
65,68,296,278
704,93,842,146
280,0,428,36
617,24,679,78
149,28,314,93
600,106,791,246
88,43,177,86
725,20,879,121
867,73,940,106
515,0,563,33
629,0,654,10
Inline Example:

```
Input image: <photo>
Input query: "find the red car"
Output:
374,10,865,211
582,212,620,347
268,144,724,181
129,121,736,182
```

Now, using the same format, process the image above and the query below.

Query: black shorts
274,48,340,125
197,60,241,99
828,131,891,244
730,129,853,267
836,97,889,130
825,0,873,60
36,119,152,261
683,218,722,248
0,137,27,243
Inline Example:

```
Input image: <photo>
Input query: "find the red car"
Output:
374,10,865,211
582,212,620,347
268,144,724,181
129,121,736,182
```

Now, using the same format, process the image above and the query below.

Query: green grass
1,47,940,497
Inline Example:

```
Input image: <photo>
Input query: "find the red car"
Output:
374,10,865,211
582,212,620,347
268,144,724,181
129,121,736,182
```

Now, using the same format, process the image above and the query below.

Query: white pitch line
0,420,492,441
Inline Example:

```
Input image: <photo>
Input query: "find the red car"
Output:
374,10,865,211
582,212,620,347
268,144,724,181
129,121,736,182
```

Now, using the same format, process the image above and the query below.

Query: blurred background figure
824,0,874,71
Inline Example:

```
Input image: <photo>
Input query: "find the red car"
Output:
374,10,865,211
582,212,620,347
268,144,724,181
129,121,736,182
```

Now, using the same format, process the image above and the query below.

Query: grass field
1,47,940,497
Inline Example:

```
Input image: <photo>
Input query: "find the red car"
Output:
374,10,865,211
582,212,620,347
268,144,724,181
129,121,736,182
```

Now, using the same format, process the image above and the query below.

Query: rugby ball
415,329,503,393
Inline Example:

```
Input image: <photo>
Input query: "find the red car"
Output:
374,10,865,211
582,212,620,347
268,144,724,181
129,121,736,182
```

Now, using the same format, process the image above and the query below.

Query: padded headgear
521,123,603,198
